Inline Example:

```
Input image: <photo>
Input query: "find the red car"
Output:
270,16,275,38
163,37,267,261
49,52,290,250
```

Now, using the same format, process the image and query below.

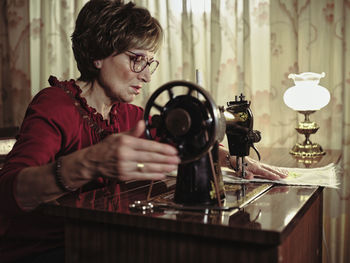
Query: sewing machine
143,80,262,208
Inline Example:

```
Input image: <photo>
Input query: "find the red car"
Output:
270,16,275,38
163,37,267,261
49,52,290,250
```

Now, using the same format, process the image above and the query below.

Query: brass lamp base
290,142,325,167
289,110,326,164
289,142,326,157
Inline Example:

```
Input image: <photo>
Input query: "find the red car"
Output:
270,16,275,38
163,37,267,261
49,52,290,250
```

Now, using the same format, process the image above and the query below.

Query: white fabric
222,163,339,188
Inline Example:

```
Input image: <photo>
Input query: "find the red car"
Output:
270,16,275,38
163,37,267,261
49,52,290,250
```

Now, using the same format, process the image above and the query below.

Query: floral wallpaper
0,0,349,262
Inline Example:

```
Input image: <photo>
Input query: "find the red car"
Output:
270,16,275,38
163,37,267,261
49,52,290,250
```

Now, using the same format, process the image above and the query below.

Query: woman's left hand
220,147,288,180
243,156,289,180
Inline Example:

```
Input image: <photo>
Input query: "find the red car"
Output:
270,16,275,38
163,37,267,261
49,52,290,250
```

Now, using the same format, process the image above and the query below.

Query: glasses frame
126,50,159,75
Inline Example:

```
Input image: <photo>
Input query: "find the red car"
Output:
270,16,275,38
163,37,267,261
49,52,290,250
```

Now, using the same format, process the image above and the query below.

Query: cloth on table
222,163,340,188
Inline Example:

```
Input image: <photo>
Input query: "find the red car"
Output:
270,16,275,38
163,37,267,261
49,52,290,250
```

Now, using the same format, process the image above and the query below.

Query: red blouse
0,76,144,262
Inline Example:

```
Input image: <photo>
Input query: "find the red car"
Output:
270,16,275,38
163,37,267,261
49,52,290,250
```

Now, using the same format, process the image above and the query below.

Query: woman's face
95,49,155,103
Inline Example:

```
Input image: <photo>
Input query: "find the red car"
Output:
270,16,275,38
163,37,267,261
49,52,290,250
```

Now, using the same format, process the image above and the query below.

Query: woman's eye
135,56,144,62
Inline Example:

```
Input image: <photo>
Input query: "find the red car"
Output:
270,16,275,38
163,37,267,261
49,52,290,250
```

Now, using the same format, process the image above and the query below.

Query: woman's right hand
81,120,180,182
16,120,179,211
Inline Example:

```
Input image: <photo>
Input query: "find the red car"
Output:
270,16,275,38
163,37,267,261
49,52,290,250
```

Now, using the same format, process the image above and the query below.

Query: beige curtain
0,0,31,127
29,0,85,97
0,0,349,262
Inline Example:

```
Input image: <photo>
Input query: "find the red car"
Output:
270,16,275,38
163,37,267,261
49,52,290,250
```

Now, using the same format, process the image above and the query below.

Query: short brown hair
71,0,163,81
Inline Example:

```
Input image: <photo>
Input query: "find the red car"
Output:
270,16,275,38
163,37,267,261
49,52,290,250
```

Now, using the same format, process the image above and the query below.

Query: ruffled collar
48,76,119,135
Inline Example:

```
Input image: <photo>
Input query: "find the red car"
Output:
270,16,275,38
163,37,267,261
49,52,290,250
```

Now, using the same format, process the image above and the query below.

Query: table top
40,148,341,245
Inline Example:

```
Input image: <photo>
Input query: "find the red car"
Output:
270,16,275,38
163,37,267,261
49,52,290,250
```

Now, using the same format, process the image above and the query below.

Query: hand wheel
144,80,220,163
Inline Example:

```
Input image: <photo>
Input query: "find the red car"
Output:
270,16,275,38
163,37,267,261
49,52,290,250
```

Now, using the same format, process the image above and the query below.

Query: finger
118,157,178,174
247,164,281,180
260,164,289,178
238,167,273,180
133,162,178,174
246,157,287,179
110,133,178,157
128,120,146,138
126,136,179,156
245,170,254,180
95,160,172,181
129,121,179,155
117,162,177,181
130,151,180,165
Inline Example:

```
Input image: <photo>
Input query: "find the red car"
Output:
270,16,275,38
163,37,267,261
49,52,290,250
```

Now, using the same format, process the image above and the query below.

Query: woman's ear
94,60,102,69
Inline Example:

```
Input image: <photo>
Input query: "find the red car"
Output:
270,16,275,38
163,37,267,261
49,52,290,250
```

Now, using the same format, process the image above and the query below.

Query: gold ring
136,163,144,172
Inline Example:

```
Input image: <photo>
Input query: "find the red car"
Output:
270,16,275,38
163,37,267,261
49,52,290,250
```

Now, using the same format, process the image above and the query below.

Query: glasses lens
129,52,159,74
149,60,159,75
133,58,147,73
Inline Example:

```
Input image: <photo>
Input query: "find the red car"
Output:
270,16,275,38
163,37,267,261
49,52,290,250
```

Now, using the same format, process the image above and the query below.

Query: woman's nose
138,66,151,83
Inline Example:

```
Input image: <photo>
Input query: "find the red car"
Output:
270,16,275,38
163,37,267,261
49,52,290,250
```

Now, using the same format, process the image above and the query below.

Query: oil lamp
283,72,330,158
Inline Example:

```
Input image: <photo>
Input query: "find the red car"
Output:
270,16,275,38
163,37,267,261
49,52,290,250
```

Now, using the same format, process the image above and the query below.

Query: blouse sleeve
0,87,78,215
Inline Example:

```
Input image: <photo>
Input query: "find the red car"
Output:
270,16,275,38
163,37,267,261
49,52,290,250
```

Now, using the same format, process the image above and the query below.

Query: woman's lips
131,86,141,94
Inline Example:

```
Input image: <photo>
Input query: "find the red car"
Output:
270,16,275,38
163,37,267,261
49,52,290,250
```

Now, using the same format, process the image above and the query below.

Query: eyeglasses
126,50,159,75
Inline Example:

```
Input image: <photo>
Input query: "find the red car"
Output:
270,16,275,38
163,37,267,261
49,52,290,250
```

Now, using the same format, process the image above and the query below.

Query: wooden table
41,148,341,263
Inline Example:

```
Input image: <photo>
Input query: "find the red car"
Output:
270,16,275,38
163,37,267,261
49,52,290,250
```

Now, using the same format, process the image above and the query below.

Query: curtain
0,0,349,262
0,0,31,127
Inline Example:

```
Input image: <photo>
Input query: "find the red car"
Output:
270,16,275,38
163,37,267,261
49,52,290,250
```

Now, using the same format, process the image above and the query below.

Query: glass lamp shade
283,72,330,111
283,72,330,160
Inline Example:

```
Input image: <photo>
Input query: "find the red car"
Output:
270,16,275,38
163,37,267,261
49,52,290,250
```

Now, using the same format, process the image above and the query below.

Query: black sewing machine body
175,142,225,205
225,94,261,158
144,81,260,206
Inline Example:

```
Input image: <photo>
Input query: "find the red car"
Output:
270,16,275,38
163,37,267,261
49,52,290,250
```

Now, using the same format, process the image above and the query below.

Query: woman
0,0,286,262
